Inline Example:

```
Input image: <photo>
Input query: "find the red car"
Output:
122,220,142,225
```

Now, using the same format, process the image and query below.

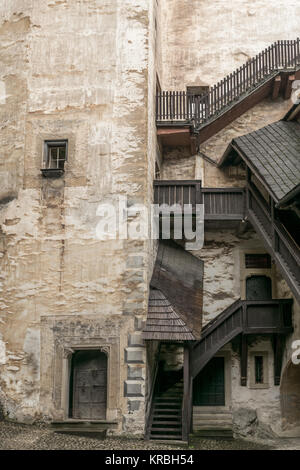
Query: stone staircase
192,410,233,440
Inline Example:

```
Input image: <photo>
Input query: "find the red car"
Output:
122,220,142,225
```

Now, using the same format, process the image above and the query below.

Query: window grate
245,253,271,269
255,356,264,384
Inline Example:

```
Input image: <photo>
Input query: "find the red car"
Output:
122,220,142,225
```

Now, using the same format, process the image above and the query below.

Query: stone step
146,439,188,446
193,410,232,417
193,416,232,422
193,422,233,429
190,429,233,440
51,419,118,434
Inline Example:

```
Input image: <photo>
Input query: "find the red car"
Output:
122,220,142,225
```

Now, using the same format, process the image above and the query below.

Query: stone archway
280,360,300,431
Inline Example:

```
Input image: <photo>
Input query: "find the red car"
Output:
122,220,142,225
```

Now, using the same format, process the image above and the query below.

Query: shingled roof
143,241,203,341
142,288,195,341
219,120,300,206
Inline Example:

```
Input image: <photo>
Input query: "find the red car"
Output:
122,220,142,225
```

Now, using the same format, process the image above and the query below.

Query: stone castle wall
0,0,159,434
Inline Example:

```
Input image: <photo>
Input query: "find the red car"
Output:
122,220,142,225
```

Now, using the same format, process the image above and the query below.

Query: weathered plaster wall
230,337,283,437
0,0,158,434
160,0,300,90
190,229,271,324
160,98,294,188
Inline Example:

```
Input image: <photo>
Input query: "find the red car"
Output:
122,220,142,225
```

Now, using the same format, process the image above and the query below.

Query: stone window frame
61,344,112,421
249,351,269,389
43,140,68,170
239,248,276,300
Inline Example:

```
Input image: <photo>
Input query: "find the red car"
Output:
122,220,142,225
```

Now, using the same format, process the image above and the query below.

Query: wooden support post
190,135,197,155
182,343,190,441
273,334,284,386
240,334,248,386
284,74,295,100
272,75,281,100
270,198,277,252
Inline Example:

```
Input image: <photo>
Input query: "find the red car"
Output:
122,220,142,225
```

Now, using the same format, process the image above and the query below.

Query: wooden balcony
154,180,202,209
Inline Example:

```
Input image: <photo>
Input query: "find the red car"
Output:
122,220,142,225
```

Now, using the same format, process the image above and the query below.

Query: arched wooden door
71,350,107,420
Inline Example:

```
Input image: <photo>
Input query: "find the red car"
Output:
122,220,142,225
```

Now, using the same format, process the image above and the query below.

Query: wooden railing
191,298,293,379
145,344,161,440
247,182,300,303
202,188,245,220
154,181,245,219
154,180,202,209
156,39,300,127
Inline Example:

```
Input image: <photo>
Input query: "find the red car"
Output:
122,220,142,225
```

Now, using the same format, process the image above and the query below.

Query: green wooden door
193,357,225,406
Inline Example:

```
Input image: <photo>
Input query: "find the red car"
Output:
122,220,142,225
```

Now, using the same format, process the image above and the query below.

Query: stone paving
0,421,299,450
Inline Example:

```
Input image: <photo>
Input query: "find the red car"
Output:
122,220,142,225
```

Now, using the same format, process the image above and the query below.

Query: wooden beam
182,344,190,441
190,135,197,155
272,75,281,100
198,78,273,144
284,74,295,100
240,334,248,386
273,334,284,386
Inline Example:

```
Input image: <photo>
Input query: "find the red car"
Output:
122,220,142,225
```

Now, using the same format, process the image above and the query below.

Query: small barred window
245,253,271,269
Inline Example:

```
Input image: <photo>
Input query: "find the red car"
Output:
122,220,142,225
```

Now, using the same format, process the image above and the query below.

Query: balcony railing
154,180,202,209
154,181,245,219
247,182,300,303
156,39,300,128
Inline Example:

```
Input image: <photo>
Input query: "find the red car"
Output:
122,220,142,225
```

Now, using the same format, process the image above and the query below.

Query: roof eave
276,183,300,208
218,142,235,168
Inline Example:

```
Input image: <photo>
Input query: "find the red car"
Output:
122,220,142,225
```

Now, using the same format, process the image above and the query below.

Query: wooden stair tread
152,421,182,426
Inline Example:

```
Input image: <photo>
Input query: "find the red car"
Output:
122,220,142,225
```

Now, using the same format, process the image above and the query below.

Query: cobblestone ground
0,421,300,450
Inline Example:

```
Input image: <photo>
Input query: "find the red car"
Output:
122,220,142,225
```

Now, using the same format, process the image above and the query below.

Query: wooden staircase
191,298,293,379
146,370,185,443
156,39,300,145
246,182,300,305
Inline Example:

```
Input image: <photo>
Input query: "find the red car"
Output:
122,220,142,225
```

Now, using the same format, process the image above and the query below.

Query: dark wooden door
246,275,272,300
72,350,107,420
193,357,225,406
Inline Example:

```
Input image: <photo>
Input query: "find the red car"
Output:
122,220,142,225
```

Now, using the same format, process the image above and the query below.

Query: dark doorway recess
193,357,225,406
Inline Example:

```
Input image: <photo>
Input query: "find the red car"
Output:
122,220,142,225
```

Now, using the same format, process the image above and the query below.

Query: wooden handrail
156,39,300,127
191,298,293,378
145,344,161,439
